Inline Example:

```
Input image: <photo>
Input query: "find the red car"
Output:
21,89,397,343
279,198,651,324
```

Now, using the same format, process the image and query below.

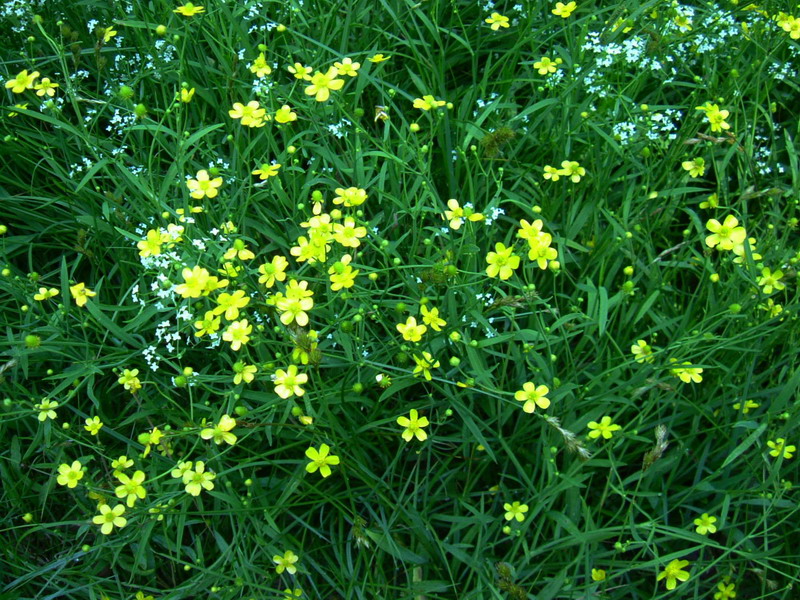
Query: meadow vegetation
1,0,799,598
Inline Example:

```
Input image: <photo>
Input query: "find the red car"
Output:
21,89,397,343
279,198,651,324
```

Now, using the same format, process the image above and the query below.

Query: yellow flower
258,255,289,288
485,12,510,30
233,362,257,385
533,57,559,75
334,57,360,76
397,316,427,342
443,198,484,229
69,282,96,307
250,51,272,77
35,399,58,421
111,455,134,477
180,87,195,102
274,550,300,574
328,254,359,290
175,266,211,298
543,165,561,181
56,461,84,488
557,160,585,182
93,504,127,535
183,461,215,496
118,368,142,393
587,416,621,440
514,382,551,413
420,305,446,331
115,470,146,507
333,186,367,207
631,339,654,363
252,162,281,180
705,215,746,250
229,100,266,127
733,399,759,414
503,501,528,521
682,157,706,177
84,416,104,436
367,54,390,63
757,267,785,295
213,289,250,320
288,62,313,80
200,414,238,446
194,310,221,337
99,27,117,43
714,582,736,600
485,242,520,280
669,359,703,384
305,444,339,478
223,239,255,261
34,77,59,97
222,319,252,351
657,559,690,590
767,438,796,460
333,217,366,248
551,1,577,18
413,95,446,111
5,70,39,93
173,2,205,16
34,287,59,301
186,169,223,199
397,409,429,442
693,513,718,535
274,105,297,123
273,364,309,399
137,229,167,257
412,352,440,380
304,67,344,102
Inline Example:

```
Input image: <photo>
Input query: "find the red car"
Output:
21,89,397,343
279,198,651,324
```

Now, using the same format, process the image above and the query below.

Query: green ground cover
1,0,799,598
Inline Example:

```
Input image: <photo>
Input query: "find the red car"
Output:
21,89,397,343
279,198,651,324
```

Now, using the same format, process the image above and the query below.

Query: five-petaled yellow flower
56,461,84,488
34,78,59,97
367,54,391,63
552,1,577,18
397,316,427,342
34,287,59,301
397,409,429,442
503,501,528,522
305,444,340,478
767,438,796,460
273,550,299,574
485,243,520,280
174,2,205,16
587,416,621,440
273,364,309,399
413,95,446,111
514,382,551,413
657,559,690,590
70,282,96,307
631,339,654,363
274,105,297,123
200,414,238,445
305,67,344,102
93,504,127,535
84,416,104,435
186,169,223,199
705,215,746,251
5,70,39,93
485,12,510,30
693,513,718,535
334,57,360,76
115,470,147,507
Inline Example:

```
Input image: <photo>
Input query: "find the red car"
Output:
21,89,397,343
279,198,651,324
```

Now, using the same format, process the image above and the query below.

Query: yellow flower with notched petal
288,63,313,80
5,70,39,93
304,67,344,102
305,444,339,477
200,414,237,445
34,287,59,301
56,461,84,488
514,382,550,413
705,215,746,250
396,316,427,342
252,162,281,180
250,51,272,77
397,409,429,442
186,169,222,199
69,282,96,307
93,504,127,534
485,12,510,30
334,57,360,76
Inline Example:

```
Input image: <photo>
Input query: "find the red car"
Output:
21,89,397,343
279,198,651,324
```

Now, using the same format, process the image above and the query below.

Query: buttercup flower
93,504,127,534
693,513,718,535
397,316,427,342
115,470,147,507
412,352,440,380
174,3,205,16
304,67,344,102
84,416,104,435
258,255,289,288
333,187,367,207
682,157,706,177
180,87,195,102
631,339,654,363
587,416,621,440
222,319,252,351
118,368,142,393
657,559,690,590
200,414,238,446
250,51,272,77
413,95,446,111
757,268,785,295
274,105,297,123
669,359,703,383
705,215,746,250
552,1,577,18
558,160,585,182
229,101,266,127
233,362,257,385
34,77,59,97
485,13,510,30
186,170,223,199
591,568,606,582
533,57,560,75
514,382,551,413
420,305,446,331
274,550,299,574
5,70,39,93
714,582,736,600
443,199,484,229
503,501,528,522
70,282,96,307
34,287,59,301
183,461,215,495
35,399,58,421
56,461,84,488
305,444,340,478
288,63,313,80
334,57,360,76
367,54,390,63
767,438,796,460
485,243,520,280
397,409,429,442
273,365,309,399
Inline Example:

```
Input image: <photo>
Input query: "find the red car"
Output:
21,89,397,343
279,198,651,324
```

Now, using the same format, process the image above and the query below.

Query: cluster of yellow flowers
543,160,586,183
485,217,559,281
4,70,59,96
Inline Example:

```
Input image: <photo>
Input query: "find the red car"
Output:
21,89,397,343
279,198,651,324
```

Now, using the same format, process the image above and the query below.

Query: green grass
1,0,799,598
